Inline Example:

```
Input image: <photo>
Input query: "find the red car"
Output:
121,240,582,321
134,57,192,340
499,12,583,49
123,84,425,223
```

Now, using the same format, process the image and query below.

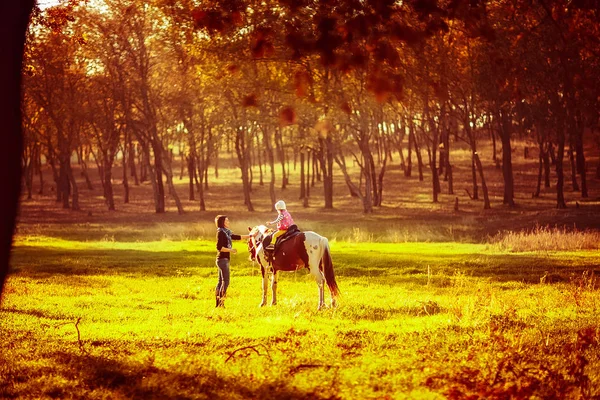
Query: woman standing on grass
215,215,250,307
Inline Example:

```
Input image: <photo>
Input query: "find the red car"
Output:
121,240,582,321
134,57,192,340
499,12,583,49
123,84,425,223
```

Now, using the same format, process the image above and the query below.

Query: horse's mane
250,225,270,237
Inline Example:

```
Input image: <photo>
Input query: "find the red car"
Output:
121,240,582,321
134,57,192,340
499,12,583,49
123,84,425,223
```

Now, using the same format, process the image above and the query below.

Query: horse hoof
259,302,266,307
270,302,277,306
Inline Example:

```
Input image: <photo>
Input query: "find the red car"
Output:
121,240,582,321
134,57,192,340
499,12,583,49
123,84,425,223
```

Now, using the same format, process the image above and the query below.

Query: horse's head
247,225,268,262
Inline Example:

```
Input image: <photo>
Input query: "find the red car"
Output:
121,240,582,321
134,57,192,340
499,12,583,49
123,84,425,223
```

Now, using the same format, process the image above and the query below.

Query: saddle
263,224,301,264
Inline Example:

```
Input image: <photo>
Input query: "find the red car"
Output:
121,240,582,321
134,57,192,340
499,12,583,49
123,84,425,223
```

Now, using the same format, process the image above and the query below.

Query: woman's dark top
216,228,241,260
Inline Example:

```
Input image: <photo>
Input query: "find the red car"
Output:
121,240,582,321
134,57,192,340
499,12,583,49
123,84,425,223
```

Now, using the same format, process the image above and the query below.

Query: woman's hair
215,215,228,228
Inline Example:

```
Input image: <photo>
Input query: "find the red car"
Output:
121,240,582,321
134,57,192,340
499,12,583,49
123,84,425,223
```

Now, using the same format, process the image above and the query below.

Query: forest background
2,0,600,398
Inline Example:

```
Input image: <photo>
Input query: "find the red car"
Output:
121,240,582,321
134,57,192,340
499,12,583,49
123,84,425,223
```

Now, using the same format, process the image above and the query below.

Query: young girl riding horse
265,200,294,250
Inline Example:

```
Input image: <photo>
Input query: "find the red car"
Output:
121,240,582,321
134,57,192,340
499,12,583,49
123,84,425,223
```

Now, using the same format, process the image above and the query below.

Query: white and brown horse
247,225,339,310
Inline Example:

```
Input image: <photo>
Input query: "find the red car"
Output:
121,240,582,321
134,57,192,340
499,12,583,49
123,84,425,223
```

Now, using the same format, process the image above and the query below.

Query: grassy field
2,232,600,399
3,142,600,398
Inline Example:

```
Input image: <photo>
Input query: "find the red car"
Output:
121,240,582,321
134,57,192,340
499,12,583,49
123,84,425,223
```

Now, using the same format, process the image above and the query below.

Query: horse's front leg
259,265,268,307
270,270,278,306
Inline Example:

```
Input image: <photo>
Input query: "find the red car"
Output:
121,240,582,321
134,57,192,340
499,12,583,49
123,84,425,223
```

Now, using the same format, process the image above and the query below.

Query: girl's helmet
275,200,286,210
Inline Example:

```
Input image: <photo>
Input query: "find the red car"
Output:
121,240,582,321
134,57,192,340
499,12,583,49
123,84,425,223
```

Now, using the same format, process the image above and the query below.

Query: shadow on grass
0,306,66,321
10,247,217,278
34,351,336,400
9,246,600,285
334,252,600,284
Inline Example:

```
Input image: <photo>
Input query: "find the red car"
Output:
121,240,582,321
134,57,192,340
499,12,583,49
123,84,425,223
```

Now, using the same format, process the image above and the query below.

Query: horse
247,225,339,310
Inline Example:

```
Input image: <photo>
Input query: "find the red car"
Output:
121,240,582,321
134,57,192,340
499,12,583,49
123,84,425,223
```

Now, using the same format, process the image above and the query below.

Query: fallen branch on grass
225,343,272,363
289,364,339,375
74,317,88,355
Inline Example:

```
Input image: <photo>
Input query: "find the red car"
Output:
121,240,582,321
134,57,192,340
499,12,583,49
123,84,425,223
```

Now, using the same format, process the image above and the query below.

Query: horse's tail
320,237,340,297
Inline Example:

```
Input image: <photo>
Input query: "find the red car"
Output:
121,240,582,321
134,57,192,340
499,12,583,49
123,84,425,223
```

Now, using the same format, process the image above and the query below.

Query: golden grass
491,225,600,252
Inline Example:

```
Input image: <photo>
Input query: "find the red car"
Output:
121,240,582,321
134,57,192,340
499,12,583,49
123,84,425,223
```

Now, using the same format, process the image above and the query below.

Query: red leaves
294,71,311,97
227,64,240,74
279,107,297,126
251,28,274,58
192,8,245,33
367,73,403,103
340,101,352,114
390,23,423,45
192,9,226,33
242,94,258,107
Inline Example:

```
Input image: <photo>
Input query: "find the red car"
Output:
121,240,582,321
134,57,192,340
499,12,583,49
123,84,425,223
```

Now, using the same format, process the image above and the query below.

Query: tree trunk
103,156,115,211
413,129,424,181
59,155,70,209
568,144,580,191
122,147,129,204
196,154,206,211
473,152,490,209
319,136,334,209
300,149,306,200
262,125,277,210
543,143,551,188
37,148,44,195
129,139,139,185
470,154,478,200
534,142,543,198
67,162,80,211
406,122,413,177
164,164,184,215
187,156,195,201
334,153,368,213
500,112,515,207
574,124,587,197
152,140,165,213
275,128,287,189
236,127,254,211
556,123,567,209
0,0,34,297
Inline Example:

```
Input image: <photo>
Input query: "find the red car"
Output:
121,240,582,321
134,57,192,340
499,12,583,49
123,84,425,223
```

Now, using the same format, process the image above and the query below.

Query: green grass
2,236,600,399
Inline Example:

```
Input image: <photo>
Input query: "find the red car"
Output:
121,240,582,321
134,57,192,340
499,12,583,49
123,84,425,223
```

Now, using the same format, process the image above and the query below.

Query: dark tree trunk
575,126,587,198
568,144,580,191
413,129,424,181
534,142,543,198
122,147,129,204
67,162,80,211
406,122,413,177
129,139,139,185
37,148,44,195
187,156,195,201
275,128,287,189
263,126,276,210
152,140,166,213
473,152,491,209
300,150,306,200
543,143,551,188
319,136,334,209
78,147,94,190
500,113,515,207
556,128,567,209
470,154,479,200
59,155,70,209
103,157,115,211
196,154,206,211
0,0,32,299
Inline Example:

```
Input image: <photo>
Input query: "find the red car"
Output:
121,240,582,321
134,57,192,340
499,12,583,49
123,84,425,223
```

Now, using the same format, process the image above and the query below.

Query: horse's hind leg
309,267,326,310
270,270,279,306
